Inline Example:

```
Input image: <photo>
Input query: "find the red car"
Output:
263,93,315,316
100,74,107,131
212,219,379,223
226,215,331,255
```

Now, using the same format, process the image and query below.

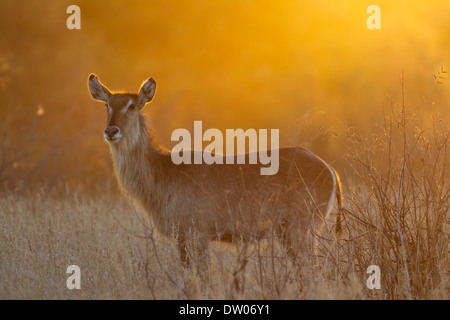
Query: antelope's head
88,74,156,149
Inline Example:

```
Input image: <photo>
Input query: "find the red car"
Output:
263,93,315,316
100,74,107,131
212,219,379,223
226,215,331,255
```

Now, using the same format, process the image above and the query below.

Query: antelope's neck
109,127,166,215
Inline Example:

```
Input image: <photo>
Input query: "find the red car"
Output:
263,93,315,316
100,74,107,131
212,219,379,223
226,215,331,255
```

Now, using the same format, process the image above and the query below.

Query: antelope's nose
104,126,120,140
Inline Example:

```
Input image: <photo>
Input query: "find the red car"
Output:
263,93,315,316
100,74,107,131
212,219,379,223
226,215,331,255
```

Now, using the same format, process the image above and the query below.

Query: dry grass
0,186,365,300
0,95,448,300
340,83,449,300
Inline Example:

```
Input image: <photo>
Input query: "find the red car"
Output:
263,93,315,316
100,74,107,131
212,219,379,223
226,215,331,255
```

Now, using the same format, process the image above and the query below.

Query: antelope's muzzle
104,125,121,142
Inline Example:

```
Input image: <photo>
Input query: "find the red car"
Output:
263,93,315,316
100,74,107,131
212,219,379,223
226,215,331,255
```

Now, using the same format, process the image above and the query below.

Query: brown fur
88,74,344,266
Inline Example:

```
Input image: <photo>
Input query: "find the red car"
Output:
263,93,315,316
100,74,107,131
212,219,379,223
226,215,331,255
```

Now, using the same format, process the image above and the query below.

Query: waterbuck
88,74,343,266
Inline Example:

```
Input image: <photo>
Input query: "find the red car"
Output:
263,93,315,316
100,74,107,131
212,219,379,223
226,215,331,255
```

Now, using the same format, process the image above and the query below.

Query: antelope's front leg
176,235,209,272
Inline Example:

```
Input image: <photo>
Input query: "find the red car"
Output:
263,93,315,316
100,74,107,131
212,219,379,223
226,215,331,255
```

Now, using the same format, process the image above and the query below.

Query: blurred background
0,0,449,191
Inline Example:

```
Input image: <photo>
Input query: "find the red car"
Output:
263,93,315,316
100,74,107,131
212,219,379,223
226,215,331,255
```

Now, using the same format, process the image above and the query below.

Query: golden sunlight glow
0,0,449,184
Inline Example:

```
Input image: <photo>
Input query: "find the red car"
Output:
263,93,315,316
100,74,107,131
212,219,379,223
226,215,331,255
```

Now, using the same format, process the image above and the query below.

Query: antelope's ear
88,74,111,102
138,78,156,107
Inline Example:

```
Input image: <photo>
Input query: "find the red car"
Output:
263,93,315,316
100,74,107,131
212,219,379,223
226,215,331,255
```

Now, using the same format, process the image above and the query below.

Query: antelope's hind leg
277,220,309,264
